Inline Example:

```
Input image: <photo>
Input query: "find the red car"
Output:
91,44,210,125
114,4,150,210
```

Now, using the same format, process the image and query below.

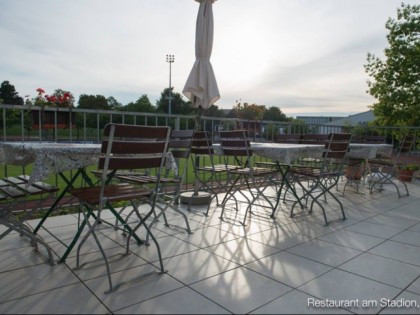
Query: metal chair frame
187,131,236,216
219,130,279,225
288,133,352,225
68,123,171,293
0,175,58,266
368,135,415,198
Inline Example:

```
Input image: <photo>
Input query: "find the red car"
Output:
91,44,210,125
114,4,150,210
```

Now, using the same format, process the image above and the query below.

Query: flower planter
345,164,362,180
31,109,76,129
397,169,414,182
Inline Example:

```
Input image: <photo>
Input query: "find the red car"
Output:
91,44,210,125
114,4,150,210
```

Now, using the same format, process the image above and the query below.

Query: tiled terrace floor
1,179,420,314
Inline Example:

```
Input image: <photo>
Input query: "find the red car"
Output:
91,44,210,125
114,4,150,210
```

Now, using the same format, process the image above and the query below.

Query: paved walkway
1,180,420,314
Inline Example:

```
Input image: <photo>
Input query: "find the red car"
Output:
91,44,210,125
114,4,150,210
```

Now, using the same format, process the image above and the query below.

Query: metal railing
2,104,419,143
1,103,419,190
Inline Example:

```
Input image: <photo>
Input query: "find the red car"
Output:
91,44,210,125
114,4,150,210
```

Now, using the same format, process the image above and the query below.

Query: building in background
324,110,375,127
296,115,343,125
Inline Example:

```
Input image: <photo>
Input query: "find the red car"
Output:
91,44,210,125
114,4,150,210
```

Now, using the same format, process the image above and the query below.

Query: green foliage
106,96,123,110
0,81,24,105
288,118,310,134
263,106,288,122
365,3,420,127
204,104,225,118
233,102,266,120
398,163,419,171
124,94,155,113
156,88,194,115
77,94,114,129
0,81,24,128
78,94,109,110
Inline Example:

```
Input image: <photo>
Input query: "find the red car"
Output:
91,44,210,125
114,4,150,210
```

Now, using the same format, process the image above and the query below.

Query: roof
324,110,375,126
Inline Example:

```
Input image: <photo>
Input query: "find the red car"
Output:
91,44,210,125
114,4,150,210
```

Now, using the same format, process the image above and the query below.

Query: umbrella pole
180,104,212,206
194,105,202,131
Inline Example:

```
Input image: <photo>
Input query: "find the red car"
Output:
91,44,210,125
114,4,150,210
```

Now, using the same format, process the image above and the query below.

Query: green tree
106,96,123,111
232,102,266,120
0,80,24,128
203,104,225,117
156,88,193,115
365,3,420,128
78,94,109,110
263,106,288,122
124,94,155,125
0,81,24,105
77,94,111,129
124,94,155,113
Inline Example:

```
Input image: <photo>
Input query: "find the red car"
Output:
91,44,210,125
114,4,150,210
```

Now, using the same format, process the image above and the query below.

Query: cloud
0,0,408,116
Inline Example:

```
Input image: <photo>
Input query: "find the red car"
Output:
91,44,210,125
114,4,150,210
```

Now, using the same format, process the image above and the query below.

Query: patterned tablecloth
249,143,324,164
213,142,325,164
0,142,177,184
0,142,102,184
213,142,393,163
348,143,393,159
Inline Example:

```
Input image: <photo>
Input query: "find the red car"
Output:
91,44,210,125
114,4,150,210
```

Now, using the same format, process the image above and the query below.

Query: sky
0,0,415,117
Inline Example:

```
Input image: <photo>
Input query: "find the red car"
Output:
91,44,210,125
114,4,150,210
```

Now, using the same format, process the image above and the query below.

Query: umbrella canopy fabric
183,0,220,109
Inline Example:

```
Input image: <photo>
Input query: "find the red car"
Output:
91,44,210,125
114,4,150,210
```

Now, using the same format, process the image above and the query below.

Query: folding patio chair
0,175,58,266
116,129,194,236
218,130,279,225
288,133,352,225
68,123,171,293
186,131,235,216
368,135,415,197
342,157,366,195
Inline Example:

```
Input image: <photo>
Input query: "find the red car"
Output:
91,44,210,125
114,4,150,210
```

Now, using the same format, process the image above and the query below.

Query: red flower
30,88,73,108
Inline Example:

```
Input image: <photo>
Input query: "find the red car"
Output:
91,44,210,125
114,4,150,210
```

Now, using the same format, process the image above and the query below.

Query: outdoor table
0,142,101,185
0,142,177,263
212,141,393,218
348,143,393,160
346,143,393,185
213,142,325,217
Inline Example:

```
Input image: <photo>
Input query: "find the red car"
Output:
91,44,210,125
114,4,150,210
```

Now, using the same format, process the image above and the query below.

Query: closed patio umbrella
183,0,220,129
181,0,219,205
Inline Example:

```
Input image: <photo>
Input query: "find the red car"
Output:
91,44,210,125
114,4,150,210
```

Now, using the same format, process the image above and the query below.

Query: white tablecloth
213,142,325,164
213,142,393,163
0,142,101,184
348,143,392,159
0,142,177,184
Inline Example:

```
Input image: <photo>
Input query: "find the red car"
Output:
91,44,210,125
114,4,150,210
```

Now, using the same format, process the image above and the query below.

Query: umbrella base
180,191,212,205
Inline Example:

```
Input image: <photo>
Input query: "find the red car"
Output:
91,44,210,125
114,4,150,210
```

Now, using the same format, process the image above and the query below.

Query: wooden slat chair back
350,135,363,143
115,129,194,236
220,130,252,168
68,123,171,293
363,135,387,144
298,134,330,166
300,134,329,145
274,134,302,144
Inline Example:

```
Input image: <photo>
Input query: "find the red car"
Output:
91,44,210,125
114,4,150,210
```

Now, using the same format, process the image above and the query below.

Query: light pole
166,54,175,115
